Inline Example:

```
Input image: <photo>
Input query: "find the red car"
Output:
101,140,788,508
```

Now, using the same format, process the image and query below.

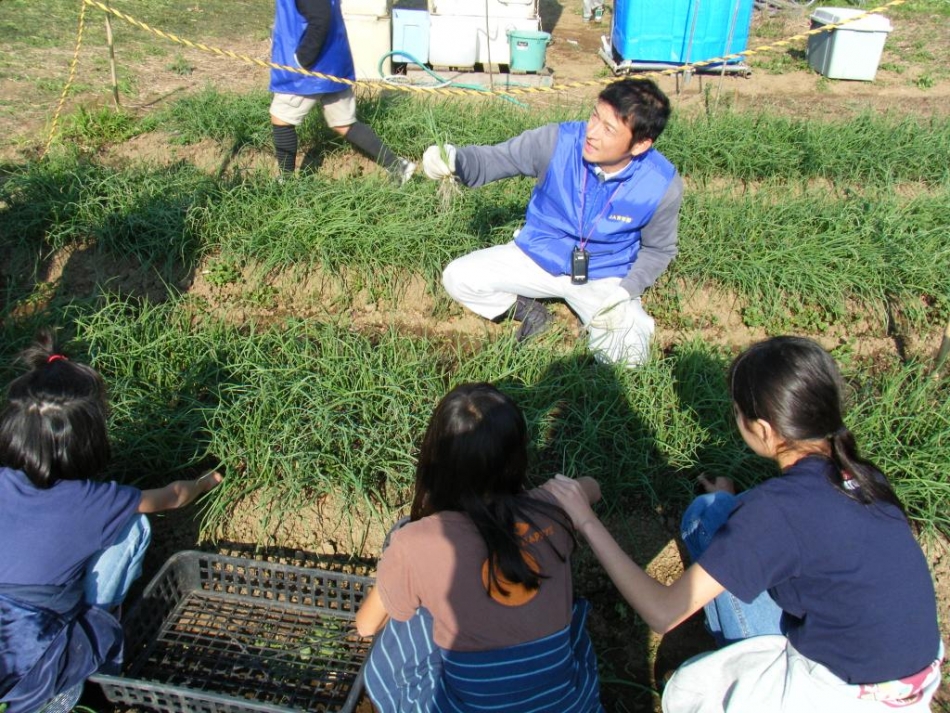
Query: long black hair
729,336,903,511
0,330,111,488
410,383,570,596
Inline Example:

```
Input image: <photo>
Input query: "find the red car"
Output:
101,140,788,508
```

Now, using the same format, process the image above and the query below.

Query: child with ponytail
546,336,943,711
0,331,223,713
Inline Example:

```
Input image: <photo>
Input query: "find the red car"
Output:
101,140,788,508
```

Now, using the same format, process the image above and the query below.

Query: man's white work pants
442,242,654,367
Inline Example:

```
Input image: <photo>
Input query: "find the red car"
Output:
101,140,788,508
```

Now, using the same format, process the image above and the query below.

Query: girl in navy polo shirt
546,336,943,711
0,331,222,713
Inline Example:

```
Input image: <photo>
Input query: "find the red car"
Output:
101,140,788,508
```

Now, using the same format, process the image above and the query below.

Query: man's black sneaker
513,297,553,342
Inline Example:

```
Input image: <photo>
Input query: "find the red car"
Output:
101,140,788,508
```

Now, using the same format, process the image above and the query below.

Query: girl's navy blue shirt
699,455,940,684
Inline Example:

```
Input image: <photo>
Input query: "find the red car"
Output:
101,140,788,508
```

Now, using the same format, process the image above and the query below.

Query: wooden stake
484,0,494,92
105,13,120,108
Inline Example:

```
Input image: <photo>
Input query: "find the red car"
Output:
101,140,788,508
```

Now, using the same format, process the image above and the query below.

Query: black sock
344,122,399,169
272,124,298,174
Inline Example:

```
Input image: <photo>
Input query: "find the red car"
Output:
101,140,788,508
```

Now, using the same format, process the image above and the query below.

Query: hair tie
827,425,847,440
47,354,67,364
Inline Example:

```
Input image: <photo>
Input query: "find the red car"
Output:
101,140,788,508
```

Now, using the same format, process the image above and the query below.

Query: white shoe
390,158,416,186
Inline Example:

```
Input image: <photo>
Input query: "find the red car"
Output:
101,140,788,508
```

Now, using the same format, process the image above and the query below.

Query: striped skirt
364,599,604,713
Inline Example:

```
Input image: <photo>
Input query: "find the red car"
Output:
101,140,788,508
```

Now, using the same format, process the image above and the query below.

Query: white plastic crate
343,13,393,79
429,0,536,19
341,0,389,18
428,14,540,67
428,15,478,67
479,17,540,66
807,7,892,81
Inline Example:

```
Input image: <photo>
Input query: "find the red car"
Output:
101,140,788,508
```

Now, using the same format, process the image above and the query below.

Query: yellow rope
42,0,88,159
690,0,904,70
78,0,904,97
42,0,906,156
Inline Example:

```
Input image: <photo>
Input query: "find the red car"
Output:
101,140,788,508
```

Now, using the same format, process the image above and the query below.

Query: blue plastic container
392,8,430,65
611,0,754,65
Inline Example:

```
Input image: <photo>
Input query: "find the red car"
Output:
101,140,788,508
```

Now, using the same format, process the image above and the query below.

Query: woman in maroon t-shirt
356,383,604,712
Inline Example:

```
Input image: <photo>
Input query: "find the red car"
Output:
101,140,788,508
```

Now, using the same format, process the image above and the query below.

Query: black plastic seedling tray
91,551,374,713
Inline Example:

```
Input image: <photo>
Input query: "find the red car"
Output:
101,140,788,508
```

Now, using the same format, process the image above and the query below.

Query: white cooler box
807,7,892,81
428,15,540,67
342,0,389,13
342,13,393,79
429,0,536,19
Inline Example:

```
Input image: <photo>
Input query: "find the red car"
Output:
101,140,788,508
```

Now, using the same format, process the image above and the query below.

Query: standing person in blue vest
422,78,682,367
269,0,415,183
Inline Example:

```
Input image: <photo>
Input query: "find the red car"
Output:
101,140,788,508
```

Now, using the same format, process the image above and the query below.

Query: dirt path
3,0,948,164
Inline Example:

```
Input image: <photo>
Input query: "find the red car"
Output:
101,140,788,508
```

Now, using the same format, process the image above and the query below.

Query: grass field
3,89,949,530
2,0,950,709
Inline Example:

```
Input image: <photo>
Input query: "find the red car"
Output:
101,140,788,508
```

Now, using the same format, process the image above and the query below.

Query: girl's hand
576,476,602,507
697,474,735,495
197,470,224,493
542,474,599,531
139,470,224,513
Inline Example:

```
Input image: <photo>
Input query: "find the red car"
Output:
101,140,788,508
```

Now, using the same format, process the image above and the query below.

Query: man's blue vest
514,122,677,279
269,0,355,96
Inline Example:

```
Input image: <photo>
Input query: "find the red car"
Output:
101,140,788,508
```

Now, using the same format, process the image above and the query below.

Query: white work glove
422,144,457,180
588,285,632,331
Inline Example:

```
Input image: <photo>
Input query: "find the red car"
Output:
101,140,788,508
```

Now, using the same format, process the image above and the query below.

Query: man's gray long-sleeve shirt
454,124,683,299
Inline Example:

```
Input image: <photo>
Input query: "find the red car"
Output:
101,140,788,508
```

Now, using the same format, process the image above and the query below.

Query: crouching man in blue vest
269,0,415,183
423,78,682,367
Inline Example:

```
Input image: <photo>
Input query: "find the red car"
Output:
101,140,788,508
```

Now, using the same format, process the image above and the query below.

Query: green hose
377,50,530,107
